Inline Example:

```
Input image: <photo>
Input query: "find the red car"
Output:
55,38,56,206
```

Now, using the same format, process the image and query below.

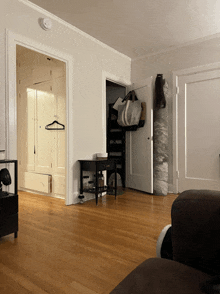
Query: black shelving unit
107,104,126,188
0,160,18,238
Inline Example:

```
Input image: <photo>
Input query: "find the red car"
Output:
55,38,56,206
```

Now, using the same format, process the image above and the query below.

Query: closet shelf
107,103,126,188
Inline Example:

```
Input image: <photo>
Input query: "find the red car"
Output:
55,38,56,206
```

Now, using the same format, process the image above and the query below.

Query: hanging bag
117,91,142,127
117,102,127,127
138,102,146,128
117,92,131,127
124,90,142,126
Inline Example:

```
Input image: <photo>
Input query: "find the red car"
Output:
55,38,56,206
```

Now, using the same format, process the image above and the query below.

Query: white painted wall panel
24,172,52,193
0,33,5,151
53,174,65,197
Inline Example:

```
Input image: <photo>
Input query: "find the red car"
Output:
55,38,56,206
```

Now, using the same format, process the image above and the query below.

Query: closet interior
106,80,126,189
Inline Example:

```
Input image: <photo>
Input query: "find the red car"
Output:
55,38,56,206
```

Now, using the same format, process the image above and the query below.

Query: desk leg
115,162,117,199
78,162,85,203
80,163,83,194
15,160,18,195
95,164,98,205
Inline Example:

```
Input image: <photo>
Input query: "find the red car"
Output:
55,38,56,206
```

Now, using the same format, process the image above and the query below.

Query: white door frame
6,30,74,205
172,62,220,193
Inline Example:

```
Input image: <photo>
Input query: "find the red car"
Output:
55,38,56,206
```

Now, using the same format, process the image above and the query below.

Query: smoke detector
40,18,52,31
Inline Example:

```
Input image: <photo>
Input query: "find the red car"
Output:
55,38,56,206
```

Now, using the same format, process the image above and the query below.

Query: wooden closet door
53,76,66,174
17,83,35,188
52,76,66,196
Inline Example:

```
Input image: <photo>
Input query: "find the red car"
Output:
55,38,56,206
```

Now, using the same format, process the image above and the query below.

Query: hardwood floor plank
0,263,48,294
69,280,99,294
0,189,178,293
0,270,32,294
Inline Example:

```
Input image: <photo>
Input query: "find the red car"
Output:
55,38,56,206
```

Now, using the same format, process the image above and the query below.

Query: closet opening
16,45,66,200
106,80,126,193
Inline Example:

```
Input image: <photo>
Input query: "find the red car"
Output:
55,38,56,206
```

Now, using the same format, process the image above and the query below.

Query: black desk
0,159,18,238
78,159,117,205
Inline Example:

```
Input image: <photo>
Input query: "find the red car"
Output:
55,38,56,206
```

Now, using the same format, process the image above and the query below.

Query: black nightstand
0,160,18,238
78,159,117,205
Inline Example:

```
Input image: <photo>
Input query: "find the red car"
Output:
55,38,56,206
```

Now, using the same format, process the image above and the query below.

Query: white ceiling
29,0,220,59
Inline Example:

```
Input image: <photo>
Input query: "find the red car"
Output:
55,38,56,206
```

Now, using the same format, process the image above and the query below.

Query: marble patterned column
153,75,169,196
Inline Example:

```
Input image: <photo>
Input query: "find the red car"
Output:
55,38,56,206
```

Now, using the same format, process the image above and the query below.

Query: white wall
0,32,6,152
131,37,220,191
0,0,131,203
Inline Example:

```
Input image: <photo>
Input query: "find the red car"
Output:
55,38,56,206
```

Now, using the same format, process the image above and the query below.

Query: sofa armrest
171,189,220,275
156,224,173,259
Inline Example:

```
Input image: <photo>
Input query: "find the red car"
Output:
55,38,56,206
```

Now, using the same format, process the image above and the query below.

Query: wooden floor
0,189,178,294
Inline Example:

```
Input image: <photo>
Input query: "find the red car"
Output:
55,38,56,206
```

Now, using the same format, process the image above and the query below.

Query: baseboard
168,183,173,194
18,188,65,200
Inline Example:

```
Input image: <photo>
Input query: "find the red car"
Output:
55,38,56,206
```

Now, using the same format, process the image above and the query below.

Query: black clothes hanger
45,120,65,130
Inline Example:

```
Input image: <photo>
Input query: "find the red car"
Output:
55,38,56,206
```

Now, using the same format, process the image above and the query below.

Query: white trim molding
6,29,74,205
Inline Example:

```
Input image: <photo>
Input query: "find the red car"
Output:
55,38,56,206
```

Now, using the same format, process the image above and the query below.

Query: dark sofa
110,190,220,294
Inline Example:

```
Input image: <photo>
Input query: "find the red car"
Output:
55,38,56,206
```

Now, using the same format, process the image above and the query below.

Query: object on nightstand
0,168,11,197
98,172,104,188
96,153,108,160
83,175,89,190
88,180,95,192
93,172,104,189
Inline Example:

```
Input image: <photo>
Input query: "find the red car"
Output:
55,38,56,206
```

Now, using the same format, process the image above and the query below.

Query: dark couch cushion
110,258,211,294
171,190,220,275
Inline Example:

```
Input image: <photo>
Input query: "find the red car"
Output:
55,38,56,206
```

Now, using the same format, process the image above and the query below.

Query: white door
17,86,35,186
52,76,66,196
178,69,220,192
126,77,154,193
53,76,66,175
35,81,55,174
